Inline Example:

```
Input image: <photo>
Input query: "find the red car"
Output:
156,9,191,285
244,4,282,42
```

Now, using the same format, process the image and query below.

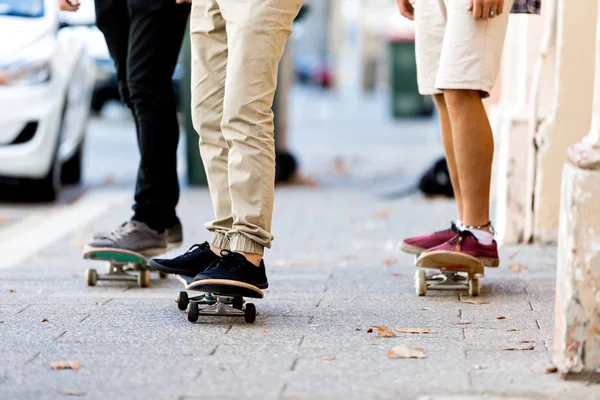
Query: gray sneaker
167,221,183,248
86,220,168,256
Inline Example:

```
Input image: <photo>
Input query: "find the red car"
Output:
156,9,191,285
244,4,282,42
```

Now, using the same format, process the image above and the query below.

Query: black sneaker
148,242,219,276
187,250,269,298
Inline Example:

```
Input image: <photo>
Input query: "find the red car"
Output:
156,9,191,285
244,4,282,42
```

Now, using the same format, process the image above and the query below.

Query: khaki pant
414,0,515,98
190,0,302,255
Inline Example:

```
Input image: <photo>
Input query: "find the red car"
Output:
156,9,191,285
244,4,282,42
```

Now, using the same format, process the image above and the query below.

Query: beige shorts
414,0,515,98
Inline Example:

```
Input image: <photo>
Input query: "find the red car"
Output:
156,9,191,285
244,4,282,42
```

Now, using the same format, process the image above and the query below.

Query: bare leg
443,89,493,232
433,94,463,222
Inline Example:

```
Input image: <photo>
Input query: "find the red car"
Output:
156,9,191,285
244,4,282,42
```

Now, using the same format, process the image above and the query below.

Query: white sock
466,228,494,245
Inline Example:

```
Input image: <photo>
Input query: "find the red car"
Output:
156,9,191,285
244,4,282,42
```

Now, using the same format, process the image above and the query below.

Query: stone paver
1,188,598,400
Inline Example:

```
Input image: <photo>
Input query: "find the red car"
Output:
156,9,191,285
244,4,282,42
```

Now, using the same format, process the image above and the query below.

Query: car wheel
30,151,61,202
28,101,66,202
61,140,84,185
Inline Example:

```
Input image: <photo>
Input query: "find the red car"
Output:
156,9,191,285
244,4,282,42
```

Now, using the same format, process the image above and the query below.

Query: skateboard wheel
468,278,480,297
187,302,199,323
85,269,98,287
415,270,427,296
177,291,189,311
138,270,151,288
159,272,168,279
232,296,243,310
244,303,256,324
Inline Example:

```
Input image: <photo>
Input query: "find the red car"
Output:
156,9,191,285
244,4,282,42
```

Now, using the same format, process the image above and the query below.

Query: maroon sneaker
416,230,500,270
400,222,460,254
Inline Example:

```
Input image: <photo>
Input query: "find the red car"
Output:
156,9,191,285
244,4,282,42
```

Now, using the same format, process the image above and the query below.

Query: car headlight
0,58,52,86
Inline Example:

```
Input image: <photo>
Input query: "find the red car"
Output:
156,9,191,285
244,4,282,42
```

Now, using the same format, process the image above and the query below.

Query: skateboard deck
177,274,264,299
83,247,167,288
413,252,484,297
175,274,259,323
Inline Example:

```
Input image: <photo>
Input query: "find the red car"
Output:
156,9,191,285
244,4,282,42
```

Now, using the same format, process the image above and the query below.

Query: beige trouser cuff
211,232,230,250
229,233,264,256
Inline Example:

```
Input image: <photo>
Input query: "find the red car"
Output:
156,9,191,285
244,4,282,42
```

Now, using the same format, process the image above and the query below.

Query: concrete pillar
493,11,547,244
554,1,600,381
531,0,597,243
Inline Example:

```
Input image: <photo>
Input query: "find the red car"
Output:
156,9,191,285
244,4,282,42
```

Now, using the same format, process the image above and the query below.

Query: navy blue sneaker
149,242,219,276
186,251,269,298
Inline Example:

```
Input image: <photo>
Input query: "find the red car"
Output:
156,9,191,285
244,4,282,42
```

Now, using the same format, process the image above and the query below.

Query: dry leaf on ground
421,308,433,311
386,345,427,359
545,366,558,374
508,264,528,272
374,209,391,219
472,364,487,370
460,298,488,304
50,361,81,371
320,356,336,361
397,328,437,334
42,318,49,323
368,326,397,338
10,289,17,293
496,316,506,320
503,346,535,351
392,272,403,276
75,340,85,344
382,257,398,266
520,340,535,344
457,321,472,325
59,389,86,397
507,328,518,332
312,344,327,349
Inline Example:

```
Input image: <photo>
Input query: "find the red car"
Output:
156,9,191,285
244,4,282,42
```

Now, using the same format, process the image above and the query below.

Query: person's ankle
239,251,262,267
210,245,222,257
462,221,494,245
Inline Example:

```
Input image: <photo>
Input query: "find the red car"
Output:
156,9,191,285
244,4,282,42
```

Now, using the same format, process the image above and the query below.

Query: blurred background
0,0,448,206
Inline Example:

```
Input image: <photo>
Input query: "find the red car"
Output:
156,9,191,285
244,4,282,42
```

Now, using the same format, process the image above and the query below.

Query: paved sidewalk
1,89,598,399
1,186,598,400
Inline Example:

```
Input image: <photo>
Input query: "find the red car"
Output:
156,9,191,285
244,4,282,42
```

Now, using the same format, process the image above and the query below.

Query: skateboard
83,248,168,288
413,253,484,297
175,274,262,324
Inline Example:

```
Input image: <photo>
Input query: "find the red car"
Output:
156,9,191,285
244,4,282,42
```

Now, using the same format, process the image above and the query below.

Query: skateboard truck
415,270,480,297
176,291,257,324
83,249,167,288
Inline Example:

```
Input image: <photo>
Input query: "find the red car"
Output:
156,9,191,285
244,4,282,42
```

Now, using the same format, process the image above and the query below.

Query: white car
0,0,95,201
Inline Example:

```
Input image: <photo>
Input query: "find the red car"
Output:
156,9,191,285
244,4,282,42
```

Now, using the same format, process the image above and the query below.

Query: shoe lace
448,230,475,250
210,250,243,272
104,221,132,242
183,242,209,256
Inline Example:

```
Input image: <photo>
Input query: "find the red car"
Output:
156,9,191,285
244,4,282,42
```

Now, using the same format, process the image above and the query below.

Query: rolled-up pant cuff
229,233,264,256
211,232,230,250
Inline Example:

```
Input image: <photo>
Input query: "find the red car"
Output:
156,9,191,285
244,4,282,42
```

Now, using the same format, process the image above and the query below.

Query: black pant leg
94,0,131,107
126,0,191,231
